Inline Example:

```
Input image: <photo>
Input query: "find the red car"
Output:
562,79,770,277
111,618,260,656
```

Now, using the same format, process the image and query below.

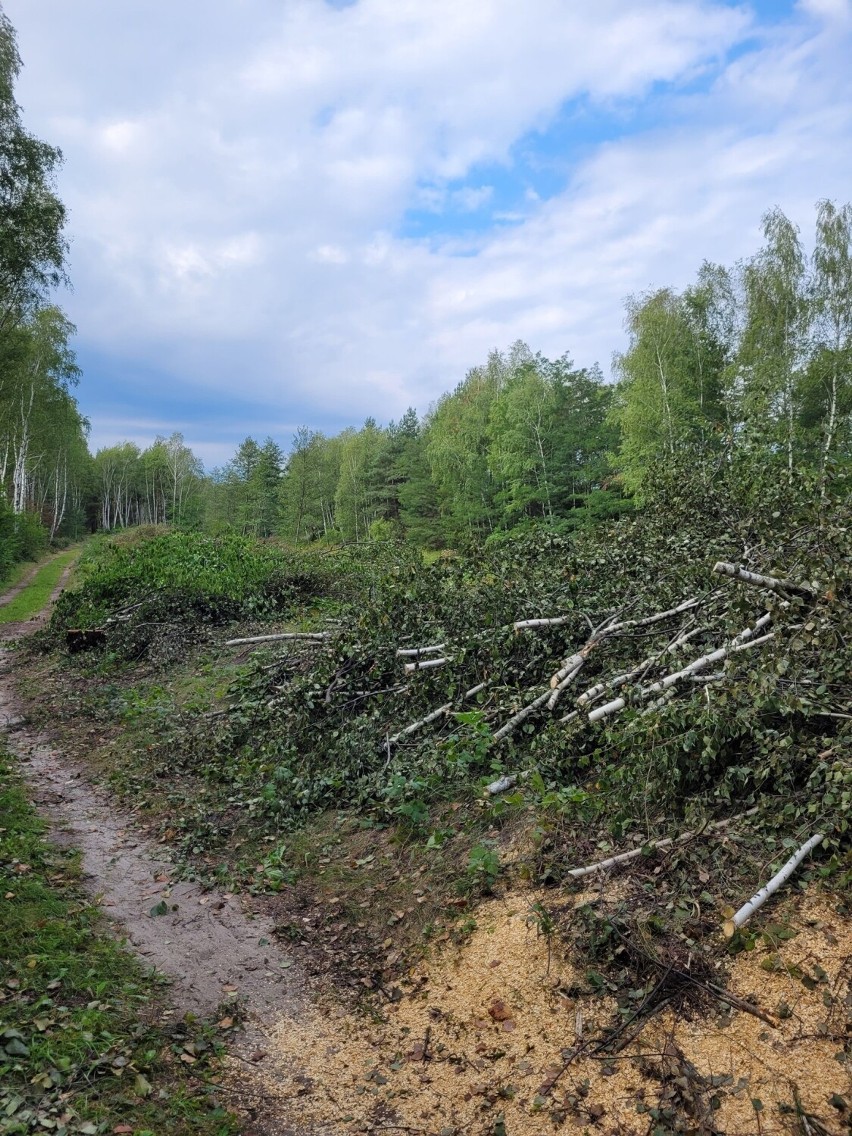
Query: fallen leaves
487,999,513,1022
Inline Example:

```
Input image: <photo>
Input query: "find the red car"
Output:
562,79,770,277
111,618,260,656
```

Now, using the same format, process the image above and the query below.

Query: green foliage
0,506,48,584
464,842,501,894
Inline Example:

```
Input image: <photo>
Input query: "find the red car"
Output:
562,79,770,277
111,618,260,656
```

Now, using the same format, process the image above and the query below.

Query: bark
712,561,816,597
723,832,824,937
396,644,446,657
566,809,759,879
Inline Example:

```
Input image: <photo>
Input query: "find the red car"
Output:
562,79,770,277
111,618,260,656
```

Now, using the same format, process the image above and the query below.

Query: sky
4,0,852,468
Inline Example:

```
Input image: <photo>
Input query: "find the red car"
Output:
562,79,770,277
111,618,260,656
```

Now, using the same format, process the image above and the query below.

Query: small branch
492,688,551,743
402,656,451,674
395,643,446,657
388,682,487,745
723,832,824,937
566,809,759,879
712,561,817,597
224,632,330,646
604,598,700,634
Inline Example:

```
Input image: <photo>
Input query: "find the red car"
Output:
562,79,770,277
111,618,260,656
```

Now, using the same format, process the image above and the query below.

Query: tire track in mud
0,569,324,1135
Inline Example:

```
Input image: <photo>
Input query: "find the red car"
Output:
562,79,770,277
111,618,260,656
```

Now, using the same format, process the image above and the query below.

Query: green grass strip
0,748,239,1135
0,550,79,624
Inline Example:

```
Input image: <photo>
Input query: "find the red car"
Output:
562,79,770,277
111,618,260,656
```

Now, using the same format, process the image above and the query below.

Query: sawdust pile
261,891,851,1135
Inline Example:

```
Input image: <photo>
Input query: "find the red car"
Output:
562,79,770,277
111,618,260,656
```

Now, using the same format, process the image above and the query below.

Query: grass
0,557,43,596
0,550,79,624
0,747,239,1136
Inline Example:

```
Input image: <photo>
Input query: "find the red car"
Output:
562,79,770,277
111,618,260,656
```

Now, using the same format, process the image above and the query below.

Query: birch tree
809,199,852,472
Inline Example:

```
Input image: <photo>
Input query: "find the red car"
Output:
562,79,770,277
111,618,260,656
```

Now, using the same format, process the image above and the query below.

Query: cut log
395,644,446,658
224,632,330,646
712,562,817,597
723,832,824,937
402,656,451,674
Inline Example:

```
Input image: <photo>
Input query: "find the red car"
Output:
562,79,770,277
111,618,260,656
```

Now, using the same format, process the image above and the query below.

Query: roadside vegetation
0,749,238,1136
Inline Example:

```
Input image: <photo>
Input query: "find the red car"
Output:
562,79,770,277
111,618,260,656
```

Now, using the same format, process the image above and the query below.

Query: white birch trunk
225,632,331,646
723,832,824,937
712,561,816,596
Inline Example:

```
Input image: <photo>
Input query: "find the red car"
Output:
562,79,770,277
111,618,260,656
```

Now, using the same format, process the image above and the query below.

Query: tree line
195,198,851,549
0,8,89,580
1,0,850,578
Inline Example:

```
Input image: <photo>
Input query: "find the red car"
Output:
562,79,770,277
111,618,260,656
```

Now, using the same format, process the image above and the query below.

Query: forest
1,7,852,579
34,196,852,561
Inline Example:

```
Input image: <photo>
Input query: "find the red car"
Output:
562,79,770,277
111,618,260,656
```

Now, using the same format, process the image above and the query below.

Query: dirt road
0,564,319,1135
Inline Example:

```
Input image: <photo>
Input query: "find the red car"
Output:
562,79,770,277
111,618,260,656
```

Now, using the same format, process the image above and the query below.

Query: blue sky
4,0,852,468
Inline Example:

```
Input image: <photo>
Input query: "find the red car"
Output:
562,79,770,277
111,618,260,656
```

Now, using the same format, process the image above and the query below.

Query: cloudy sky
5,0,852,467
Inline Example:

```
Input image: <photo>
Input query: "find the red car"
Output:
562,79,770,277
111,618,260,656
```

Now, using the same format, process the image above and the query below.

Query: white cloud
797,0,851,21
3,0,851,449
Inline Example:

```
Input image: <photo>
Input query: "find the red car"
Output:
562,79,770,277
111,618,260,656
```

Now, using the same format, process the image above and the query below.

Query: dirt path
0,566,323,1134
0,550,71,612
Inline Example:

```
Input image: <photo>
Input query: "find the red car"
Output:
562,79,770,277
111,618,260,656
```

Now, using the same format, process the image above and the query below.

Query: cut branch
492,688,551,743
224,631,331,646
402,656,452,674
712,561,817,597
486,774,518,796
723,832,824,937
388,682,486,744
604,598,700,634
546,662,584,710
566,809,759,879
589,617,773,724
395,643,446,658
513,615,572,631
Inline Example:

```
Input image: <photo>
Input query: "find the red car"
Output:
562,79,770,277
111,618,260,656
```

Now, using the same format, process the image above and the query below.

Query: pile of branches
202,475,850,844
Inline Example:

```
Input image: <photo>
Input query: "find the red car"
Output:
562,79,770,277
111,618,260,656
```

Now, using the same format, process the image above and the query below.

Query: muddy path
0,571,323,1134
